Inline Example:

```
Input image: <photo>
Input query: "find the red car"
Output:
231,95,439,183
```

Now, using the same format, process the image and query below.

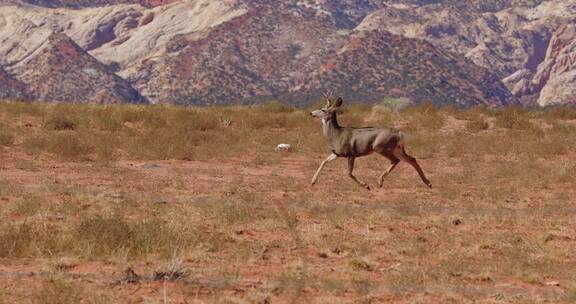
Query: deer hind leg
347,157,371,190
393,145,432,188
311,153,338,186
377,151,400,188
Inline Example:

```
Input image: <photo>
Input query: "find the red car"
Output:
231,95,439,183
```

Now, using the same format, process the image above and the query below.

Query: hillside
0,67,31,100
359,0,576,105
10,32,146,103
0,0,574,106
294,29,511,106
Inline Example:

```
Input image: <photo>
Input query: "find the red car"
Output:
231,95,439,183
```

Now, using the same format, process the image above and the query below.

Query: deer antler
323,89,335,106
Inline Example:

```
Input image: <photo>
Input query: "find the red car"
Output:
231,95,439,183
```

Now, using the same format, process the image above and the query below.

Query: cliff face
1,0,574,106
533,24,576,106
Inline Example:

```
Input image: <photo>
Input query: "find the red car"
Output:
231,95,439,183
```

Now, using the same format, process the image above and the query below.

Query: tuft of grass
379,97,414,111
493,107,535,130
34,279,85,304
404,102,446,131
201,198,279,227
43,108,81,131
349,257,375,272
567,281,576,303
47,132,93,160
90,107,124,131
466,118,489,133
0,101,44,117
12,194,44,216
153,254,189,281
0,222,65,258
75,215,166,257
0,129,15,146
453,106,487,121
255,100,295,113
540,106,576,120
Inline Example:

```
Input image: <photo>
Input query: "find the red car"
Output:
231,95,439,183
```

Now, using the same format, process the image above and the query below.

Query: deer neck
322,114,341,140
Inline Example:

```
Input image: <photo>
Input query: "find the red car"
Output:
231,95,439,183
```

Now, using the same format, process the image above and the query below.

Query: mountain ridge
0,0,574,106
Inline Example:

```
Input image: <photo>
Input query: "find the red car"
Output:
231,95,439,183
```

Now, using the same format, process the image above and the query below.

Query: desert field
1,101,575,303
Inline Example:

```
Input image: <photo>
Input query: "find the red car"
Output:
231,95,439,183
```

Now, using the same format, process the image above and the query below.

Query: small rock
545,281,560,286
275,144,292,152
452,218,462,226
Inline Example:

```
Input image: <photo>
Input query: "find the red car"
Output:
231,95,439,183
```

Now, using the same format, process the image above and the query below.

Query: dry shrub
466,118,489,133
73,214,187,258
550,122,576,137
0,214,201,259
237,110,289,129
0,222,65,258
403,132,442,158
378,97,413,111
349,257,375,272
403,102,446,131
199,198,280,227
0,128,15,146
43,104,88,131
12,194,44,216
169,108,220,131
345,103,374,115
22,136,49,155
540,106,576,120
255,100,295,113
493,107,535,130
126,128,210,160
368,105,396,127
33,279,85,304
91,132,119,161
444,131,471,157
90,106,124,131
453,106,487,121
0,101,44,117
119,105,169,128
47,132,93,160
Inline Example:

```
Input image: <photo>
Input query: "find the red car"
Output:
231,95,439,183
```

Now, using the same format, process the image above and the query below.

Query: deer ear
333,97,343,108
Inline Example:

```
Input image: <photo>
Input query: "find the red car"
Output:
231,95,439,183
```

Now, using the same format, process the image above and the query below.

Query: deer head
310,90,343,120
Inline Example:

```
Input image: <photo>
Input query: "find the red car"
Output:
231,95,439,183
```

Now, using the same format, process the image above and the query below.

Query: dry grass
1,101,576,303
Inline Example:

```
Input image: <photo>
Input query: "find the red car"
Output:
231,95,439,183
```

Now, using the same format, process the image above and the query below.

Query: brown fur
310,97,432,190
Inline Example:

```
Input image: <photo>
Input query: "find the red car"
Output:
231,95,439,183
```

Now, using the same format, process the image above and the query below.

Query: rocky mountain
359,0,576,105
20,0,177,8
0,67,31,100
11,32,146,103
295,29,511,107
0,0,574,106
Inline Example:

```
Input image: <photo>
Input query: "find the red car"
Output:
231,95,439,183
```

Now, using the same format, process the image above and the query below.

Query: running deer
309,91,432,190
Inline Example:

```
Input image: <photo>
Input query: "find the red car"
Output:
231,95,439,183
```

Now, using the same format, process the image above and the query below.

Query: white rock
275,144,293,152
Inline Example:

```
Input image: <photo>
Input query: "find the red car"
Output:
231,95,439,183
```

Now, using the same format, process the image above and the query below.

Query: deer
309,91,432,190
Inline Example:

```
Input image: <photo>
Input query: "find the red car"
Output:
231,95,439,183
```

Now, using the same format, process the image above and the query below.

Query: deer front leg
347,157,370,190
311,153,338,186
